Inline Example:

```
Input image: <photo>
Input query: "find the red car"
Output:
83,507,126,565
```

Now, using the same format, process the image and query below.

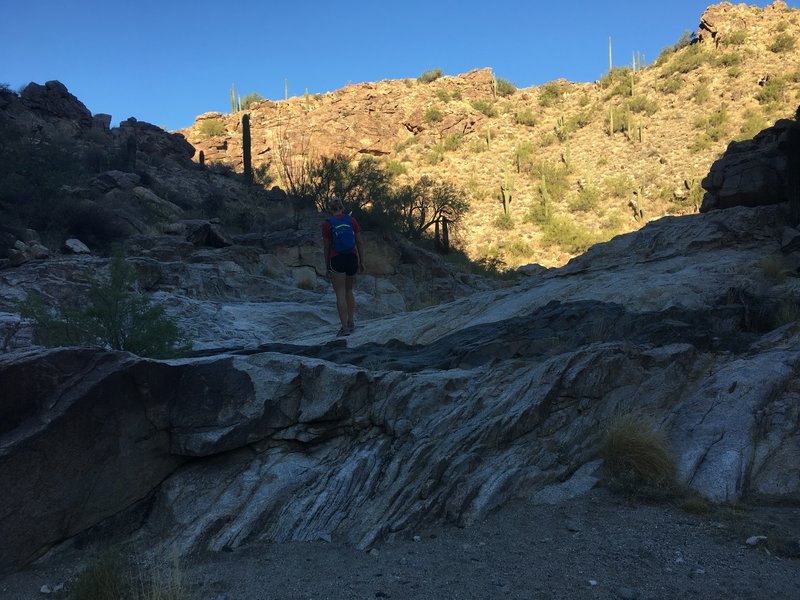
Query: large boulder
19,80,92,127
700,115,800,212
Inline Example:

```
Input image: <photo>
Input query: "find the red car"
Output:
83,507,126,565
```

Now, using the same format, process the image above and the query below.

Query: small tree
382,176,469,240
20,253,189,358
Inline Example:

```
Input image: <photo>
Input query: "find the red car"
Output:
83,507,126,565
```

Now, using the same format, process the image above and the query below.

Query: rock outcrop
3,203,800,574
700,113,800,212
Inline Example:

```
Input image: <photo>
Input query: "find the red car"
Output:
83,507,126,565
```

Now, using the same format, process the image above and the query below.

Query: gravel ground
2,488,799,600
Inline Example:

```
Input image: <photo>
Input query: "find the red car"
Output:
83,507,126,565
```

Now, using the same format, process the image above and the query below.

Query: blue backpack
328,214,356,253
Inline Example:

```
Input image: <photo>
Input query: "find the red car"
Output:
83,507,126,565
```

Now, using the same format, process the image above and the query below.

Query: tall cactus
230,83,239,113
242,113,252,183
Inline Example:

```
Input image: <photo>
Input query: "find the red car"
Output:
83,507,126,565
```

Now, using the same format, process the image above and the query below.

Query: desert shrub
540,214,600,254
605,106,630,134
716,52,741,67
240,92,265,109
198,119,225,137
693,83,711,104
424,107,443,123
494,212,515,230
689,133,713,153
435,89,451,102
20,252,190,358
378,176,469,240
569,185,601,212
599,66,632,90
655,31,694,64
514,141,537,173
515,108,537,126
443,133,463,151
418,68,443,83
755,76,787,105
695,105,729,142
627,95,658,115
539,82,561,107
305,154,394,213
470,99,497,117
384,158,407,176
495,77,516,97
598,415,677,493
71,549,187,600
726,30,747,45
661,42,709,76
253,162,274,187
657,77,682,94
426,147,444,164
604,174,636,198
728,66,743,79
769,32,796,53
530,161,570,202
736,109,768,140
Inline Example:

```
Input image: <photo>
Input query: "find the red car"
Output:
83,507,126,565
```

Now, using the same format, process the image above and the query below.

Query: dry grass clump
71,550,186,600
598,415,677,494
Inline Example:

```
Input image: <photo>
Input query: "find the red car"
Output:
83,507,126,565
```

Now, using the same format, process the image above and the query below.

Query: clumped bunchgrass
539,82,562,107
755,76,787,105
599,415,677,494
736,109,768,141
726,30,747,45
494,212,515,230
71,550,186,600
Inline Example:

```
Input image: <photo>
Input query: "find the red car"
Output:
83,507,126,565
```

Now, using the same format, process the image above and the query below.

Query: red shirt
322,213,361,258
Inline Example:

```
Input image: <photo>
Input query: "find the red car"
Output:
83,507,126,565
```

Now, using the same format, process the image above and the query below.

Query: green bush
569,185,601,212
726,30,747,45
755,77,786,105
515,108,538,126
530,161,570,202
693,83,711,104
424,107,443,123
539,82,561,107
657,77,682,94
655,31,694,64
661,43,709,76
418,69,443,83
470,99,497,117
240,92,265,109
716,52,741,67
737,109,768,140
443,133,463,151
21,253,190,358
627,95,658,115
384,158,407,176
769,32,796,53
198,119,225,137
435,89,451,102
541,214,600,254
495,77,516,97
604,175,636,198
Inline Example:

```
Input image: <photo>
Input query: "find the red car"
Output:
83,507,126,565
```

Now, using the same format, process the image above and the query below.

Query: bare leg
345,276,356,328
331,273,349,329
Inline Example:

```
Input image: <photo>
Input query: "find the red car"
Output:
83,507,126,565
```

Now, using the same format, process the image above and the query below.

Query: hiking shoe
347,320,355,332
336,327,351,337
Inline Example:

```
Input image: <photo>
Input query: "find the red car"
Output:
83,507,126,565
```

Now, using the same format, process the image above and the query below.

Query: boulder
19,80,92,126
701,117,798,212
63,238,91,254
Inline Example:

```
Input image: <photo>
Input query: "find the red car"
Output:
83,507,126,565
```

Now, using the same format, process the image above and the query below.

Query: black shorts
330,253,359,276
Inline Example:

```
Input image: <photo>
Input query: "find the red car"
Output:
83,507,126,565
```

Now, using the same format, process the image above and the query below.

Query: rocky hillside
183,1,800,268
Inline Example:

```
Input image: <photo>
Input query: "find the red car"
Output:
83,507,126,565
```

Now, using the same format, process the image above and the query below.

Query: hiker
322,197,365,336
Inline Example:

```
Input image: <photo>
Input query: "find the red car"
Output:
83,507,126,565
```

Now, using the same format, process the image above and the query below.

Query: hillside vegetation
183,1,800,268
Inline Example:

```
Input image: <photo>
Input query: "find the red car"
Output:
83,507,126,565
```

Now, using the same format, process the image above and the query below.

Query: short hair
328,197,344,212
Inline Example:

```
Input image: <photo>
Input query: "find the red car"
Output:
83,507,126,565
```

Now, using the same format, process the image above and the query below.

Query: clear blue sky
4,1,795,131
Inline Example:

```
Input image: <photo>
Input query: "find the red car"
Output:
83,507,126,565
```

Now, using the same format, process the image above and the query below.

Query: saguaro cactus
242,113,252,183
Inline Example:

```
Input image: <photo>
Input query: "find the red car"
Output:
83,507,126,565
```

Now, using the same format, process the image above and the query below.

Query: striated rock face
2,204,800,573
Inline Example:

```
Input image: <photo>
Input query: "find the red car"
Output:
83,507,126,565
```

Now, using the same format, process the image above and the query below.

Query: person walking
322,197,365,336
